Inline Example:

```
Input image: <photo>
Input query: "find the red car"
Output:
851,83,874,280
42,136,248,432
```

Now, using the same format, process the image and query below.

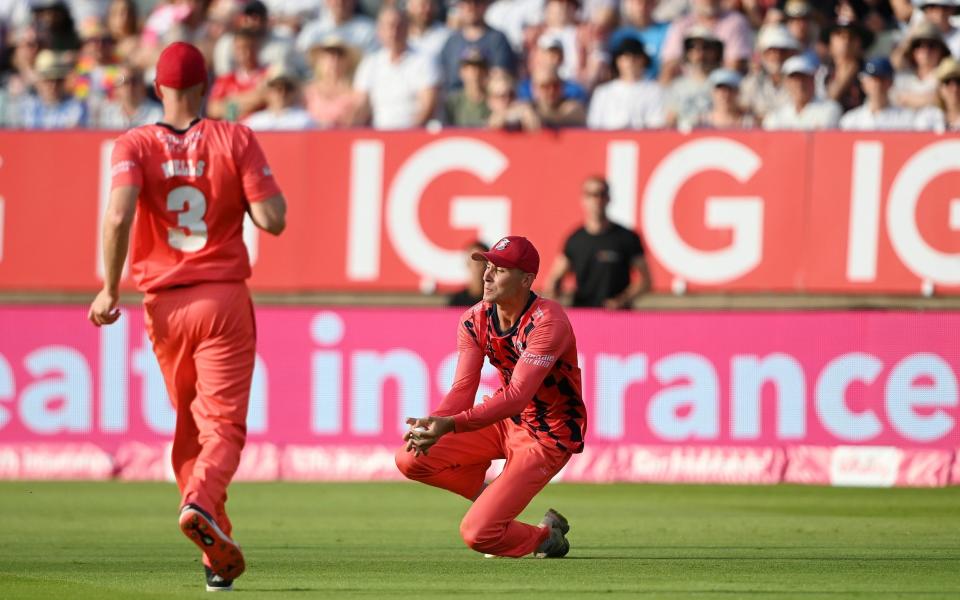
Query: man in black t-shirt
545,176,651,308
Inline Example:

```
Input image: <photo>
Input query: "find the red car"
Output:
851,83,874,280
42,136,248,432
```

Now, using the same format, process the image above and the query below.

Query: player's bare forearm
249,194,287,235
90,186,137,327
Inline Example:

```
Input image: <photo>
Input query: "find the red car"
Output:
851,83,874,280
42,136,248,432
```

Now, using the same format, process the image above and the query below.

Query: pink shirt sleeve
235,126,282,203
450,317,572,433
433,318,485,417
719,12,754,62
110,135,143,189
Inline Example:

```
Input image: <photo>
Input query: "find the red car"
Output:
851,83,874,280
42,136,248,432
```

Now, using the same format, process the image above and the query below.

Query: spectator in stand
406,0,450,64
681,68,756,129
607,0,669,78
139,0,215,68
764,54,841,129
911,0,960,58
263,0,322,38
664,26,723,127
72,17,122,102
918,57,960,130
782,0,819,63
816,19,869,112
840,57,921,130
892,21,949,109
296,0,377,56
214,1,300,78
13,49,88,128
658,0,754,83
545,175,650,309
447,241,488,306
353,7,439,129
587,37,665,129
438,0,515,91
517,35,588,102
207,28,268,120
527,63,586,127
106,0,140,63
741,25,799,122
3,25,41,101
303,35,362,127
486,71,540,130
523,0,584,83
90,62,162,128
443,46,492,126
245,63,317,130
31,0,81,51
485,0,544,53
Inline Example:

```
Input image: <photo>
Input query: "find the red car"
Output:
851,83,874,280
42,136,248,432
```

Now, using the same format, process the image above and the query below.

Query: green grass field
0,482,958,599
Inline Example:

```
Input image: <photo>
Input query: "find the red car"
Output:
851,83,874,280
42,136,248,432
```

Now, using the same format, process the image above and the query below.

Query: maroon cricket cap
155,42,208,90
472,236,540,275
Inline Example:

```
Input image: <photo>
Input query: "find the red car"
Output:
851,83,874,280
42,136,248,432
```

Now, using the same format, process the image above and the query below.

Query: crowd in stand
2,0,960,130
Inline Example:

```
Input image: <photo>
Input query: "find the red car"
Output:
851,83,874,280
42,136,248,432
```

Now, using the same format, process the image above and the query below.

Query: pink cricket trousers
144,281,255,544
395,418,571,557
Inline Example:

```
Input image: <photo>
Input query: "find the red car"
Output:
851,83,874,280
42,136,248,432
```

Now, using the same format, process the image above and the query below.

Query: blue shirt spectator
439,0,515,91
607,0,668,78
12,49,88,129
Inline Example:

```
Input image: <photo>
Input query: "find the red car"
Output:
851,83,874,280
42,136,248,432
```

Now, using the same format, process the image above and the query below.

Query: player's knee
459,515,500,552
394,446,428,481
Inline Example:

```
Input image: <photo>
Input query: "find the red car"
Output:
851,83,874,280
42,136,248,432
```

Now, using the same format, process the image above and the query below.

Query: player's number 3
167,185,208,252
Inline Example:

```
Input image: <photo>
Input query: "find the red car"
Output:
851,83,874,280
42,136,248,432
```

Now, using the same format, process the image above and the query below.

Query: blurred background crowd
2,0,960,131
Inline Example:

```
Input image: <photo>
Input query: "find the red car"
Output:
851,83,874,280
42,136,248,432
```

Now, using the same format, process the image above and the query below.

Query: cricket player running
397,236,587,558
88,42,286,591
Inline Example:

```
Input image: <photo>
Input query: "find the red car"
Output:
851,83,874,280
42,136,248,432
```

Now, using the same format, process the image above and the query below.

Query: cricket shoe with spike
205,565,233,592
534,508,570,558
179,504,246,581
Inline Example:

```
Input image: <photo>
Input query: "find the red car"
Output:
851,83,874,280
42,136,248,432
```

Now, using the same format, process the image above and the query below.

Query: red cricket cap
472,236,540,275
155,42,208,90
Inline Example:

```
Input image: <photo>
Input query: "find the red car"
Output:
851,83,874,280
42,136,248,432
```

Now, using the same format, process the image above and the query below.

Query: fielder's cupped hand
403,416,454,457
88,289,121,327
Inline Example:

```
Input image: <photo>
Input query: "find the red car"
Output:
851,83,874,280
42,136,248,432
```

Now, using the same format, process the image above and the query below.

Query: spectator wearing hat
526,63,586,127
816,19,869,112
517,35,589,103
13,49,88,128
607,0,669,78
297,0,377,56
741,25,799,120
911,0,960,58
72,17,122,102
664,25,723,127
303,35,362,127
214,1,300,78
31,0,81,51
681,68,756,129
892,21,950,108
438,0,515,92
659,0,754,83
207,28,269,120
764,54,841,128
840,57,921,129
587,37,665,128
915,57,960,129
406,0,450,65
106,0,141,63
244,63,317,130
523,0,586,84
782,0,820,64
353,7,439,128
443,47,492,126
90,62,162,128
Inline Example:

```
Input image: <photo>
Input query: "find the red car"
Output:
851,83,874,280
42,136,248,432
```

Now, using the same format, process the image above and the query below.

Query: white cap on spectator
911,0,957,7
757,25,801,52
782,54,818,76
709,68,742,89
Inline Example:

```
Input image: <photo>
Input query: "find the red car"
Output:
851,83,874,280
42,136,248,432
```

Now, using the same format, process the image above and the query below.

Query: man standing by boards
88,41,287,592
397,236,587,558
